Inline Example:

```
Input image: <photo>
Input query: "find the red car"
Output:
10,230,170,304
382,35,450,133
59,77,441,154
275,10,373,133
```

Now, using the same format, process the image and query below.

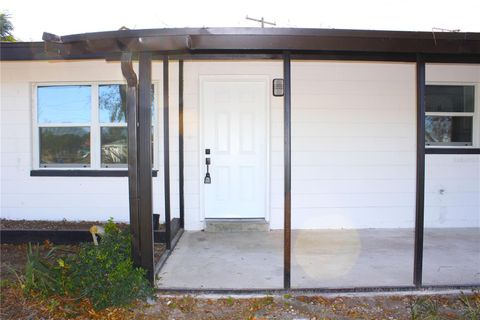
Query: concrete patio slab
156,228,479,289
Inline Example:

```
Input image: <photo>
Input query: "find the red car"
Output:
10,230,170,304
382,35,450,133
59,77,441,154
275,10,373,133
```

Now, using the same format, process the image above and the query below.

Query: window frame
425,82,479,148
32,81,159,170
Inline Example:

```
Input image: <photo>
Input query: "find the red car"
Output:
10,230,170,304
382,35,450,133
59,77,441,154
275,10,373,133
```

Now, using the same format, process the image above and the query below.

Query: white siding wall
1,60,478,229
425,64,480,228
288,61,417,229
0,60,180,222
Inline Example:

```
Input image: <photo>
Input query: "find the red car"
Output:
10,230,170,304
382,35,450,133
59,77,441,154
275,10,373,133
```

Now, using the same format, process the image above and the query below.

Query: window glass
38,86,91,123
99,84,127,123
99,84,155,123
40,127,90,166
425,116,473,145
426,85,474,113
36,83,156,169
101,127,128,166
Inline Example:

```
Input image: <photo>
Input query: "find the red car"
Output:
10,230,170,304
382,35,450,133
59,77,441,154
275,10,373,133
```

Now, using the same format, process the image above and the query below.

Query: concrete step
205,219,269,232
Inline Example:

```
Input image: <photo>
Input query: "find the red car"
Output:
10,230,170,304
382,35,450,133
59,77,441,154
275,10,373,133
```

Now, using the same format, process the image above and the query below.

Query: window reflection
101,127,128,166
40,127,90,166
426,85,474,113
38,86,91,123
99,85,127,123
425,116,473,145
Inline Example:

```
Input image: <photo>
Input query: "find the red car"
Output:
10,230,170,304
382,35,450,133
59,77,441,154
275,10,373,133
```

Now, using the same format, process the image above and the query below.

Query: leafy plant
19,219,153,310
67,219,153,309
0,12,16,41
409,297,442,320
22,243,63,296
459,291,480,320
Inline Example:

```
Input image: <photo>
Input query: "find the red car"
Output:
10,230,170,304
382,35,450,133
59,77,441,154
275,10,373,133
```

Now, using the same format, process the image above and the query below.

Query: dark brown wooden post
163,56,172,250
121,52,141,267
138,52,154,284
283,52,292,289
414,55,426,287
178,60,185,229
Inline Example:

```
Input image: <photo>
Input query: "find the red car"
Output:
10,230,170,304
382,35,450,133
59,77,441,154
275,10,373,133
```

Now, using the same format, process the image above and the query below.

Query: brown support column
178,60,185,229
414,55,426,287
138,52,154,284
121,52,141,267
283,52,292,289
163,56,172,250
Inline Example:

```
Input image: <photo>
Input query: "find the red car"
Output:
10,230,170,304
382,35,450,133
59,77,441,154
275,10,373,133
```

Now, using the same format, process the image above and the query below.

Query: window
35,83,156,169
99,84,128,167
425,85,476,147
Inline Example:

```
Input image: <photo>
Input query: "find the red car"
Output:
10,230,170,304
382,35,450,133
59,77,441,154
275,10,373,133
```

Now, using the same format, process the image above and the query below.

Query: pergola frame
24,28,480,289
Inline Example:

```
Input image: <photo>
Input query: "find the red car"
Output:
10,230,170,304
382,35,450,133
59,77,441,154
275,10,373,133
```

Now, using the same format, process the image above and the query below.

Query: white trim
198,75,271,225
31,81,160,170
31,82,39,169
91,84,100,169
425,112,474,117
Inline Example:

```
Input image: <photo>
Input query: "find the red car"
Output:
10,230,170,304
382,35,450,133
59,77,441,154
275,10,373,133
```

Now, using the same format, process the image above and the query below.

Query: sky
1,0,480,41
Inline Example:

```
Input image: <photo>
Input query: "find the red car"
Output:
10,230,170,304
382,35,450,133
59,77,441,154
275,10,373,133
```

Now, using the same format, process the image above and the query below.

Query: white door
202,78,267,219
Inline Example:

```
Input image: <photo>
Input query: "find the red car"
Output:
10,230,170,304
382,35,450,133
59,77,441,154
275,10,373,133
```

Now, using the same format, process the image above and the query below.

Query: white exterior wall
1,60,478,229
289,61,417,229
0,60,180,222
425,64,480,228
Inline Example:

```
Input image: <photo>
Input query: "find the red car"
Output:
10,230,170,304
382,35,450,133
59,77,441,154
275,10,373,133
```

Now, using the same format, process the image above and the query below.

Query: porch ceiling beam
39,28,480,57
4,42,479,63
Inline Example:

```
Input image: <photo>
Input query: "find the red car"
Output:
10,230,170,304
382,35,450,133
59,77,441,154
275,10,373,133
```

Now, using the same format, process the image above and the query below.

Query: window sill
425,148,480,154
30,170,158,177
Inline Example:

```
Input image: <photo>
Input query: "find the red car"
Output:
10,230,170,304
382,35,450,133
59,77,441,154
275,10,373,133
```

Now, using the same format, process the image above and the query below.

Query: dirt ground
1,284,479,319
1,220,479,319
0,219,129,230
1,219,166,268
2,242,479,319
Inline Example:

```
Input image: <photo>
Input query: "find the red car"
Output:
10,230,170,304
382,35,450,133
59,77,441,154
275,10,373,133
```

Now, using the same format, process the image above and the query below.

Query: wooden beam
178,60,185,229
414,55,426,287
163,56,172,250
138,52,154,284
121,52,141,267
283,52,292,289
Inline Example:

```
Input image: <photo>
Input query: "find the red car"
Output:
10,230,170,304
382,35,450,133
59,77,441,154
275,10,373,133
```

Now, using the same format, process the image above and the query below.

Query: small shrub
409,297,441,320
20,219,153,310
459,291,480,320
68,219,153,309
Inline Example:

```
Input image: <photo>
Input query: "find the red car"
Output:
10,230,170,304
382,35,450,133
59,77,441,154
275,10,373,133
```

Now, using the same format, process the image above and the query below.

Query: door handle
204,157,211,184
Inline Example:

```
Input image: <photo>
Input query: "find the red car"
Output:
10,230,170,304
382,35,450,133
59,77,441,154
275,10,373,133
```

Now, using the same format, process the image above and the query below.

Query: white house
1,28,479,288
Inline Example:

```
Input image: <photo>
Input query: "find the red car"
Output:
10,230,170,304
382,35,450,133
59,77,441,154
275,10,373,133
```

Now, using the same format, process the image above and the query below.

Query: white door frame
198,75,271,223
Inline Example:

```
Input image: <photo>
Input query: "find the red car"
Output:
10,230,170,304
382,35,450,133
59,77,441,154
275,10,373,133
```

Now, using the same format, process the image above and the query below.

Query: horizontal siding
0,60,180,222
1,60,478,230
288,61,417,229
424,64,480,228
